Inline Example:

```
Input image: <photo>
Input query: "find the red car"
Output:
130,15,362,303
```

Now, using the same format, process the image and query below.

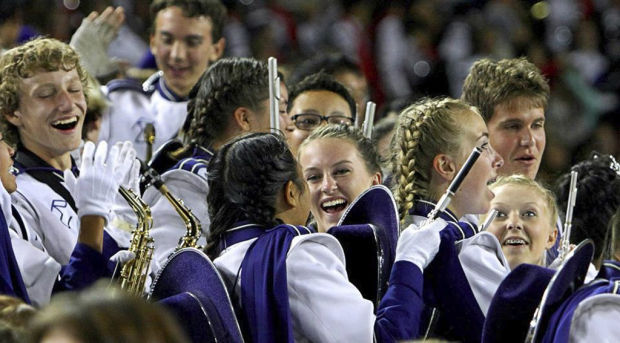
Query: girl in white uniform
390,97,506,341
208,132,446,342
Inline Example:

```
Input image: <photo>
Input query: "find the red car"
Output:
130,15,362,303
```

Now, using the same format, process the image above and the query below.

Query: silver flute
268,57,281,133
426,146,483,220
558,170,578,260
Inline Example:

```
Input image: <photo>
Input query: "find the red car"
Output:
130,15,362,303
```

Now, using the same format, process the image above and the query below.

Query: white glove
120,157,141,194
395,219,445,271
69,6,125,78
64,141,135,224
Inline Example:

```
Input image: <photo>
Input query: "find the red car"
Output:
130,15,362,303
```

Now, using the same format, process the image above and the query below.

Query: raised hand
69,6,125,78
64,141,136,225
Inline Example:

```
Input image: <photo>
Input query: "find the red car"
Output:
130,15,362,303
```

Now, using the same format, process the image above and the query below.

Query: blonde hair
0,38,89,146
391,97,480,226
489,174,558,227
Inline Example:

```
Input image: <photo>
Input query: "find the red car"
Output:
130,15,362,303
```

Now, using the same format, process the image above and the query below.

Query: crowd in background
1,0,618,184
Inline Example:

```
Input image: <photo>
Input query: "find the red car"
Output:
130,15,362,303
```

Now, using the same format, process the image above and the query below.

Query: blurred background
1,0,618,184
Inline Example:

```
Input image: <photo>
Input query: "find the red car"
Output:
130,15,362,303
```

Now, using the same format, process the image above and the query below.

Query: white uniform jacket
99,72,189,160
408,210,510,316
214,232,377,342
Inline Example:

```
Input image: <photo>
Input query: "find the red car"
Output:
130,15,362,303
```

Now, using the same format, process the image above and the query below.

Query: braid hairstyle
555,152,620,262
185,57,269,149
298,124,383,176
390,97,480,227
205,132,304,259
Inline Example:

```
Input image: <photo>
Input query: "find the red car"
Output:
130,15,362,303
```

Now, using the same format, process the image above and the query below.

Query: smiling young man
461,57,549,180
0,38,128,269
96,0,226,160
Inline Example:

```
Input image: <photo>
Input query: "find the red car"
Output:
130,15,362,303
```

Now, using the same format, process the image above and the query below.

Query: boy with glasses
286,72,356,155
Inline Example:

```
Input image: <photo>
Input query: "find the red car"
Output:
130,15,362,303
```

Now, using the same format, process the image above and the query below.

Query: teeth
505,238,526,245
52,117,77,125
322,199,346,208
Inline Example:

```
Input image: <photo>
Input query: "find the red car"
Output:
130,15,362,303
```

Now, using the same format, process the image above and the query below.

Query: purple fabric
54,243,109,292
410,201,483,342
152,248,244,343
541,260,619,343
0,207,30,303
483,240,594,343
482,264,555,343
375,260,425,342
240,224,310,343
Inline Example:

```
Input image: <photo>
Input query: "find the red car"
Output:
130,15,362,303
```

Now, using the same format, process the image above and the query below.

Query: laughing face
299,138,380,232
486,183,557,269
150,6,224,98
7,68,86,163
487,99,546,179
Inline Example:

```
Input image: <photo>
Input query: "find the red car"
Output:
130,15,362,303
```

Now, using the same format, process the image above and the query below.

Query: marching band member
297,124,382,232
0,38,128,270
145,57,272,265
0,131,137,306
460,57,561,264
86,0,226,159
555,152,620,268
391,97,505,341
485,175,559,270
208,132,447,342
286,72,357,155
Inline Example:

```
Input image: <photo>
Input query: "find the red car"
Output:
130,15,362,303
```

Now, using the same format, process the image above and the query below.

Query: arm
287,233,430,343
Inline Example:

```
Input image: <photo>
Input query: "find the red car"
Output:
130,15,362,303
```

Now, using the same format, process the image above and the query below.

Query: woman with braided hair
390,97,506,342
209,132,454,342
144,57,273,265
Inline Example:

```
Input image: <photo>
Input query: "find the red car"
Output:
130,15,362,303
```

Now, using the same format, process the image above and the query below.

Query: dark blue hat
337,184,399,247
482,240,594,343
150,248,244,343
525,239,594,342
328,185,399,307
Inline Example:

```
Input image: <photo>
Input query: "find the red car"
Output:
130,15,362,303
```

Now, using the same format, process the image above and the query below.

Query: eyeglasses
291,113,354,130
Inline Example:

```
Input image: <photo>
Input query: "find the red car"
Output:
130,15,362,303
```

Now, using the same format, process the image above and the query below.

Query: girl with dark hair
208,132,439,342
555,152,620,268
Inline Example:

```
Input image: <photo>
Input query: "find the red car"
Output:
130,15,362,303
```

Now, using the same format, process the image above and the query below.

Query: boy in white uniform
78,0,226,160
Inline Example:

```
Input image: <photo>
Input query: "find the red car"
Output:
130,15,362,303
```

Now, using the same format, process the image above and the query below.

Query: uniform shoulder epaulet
172,157,209,176
105,78,148,94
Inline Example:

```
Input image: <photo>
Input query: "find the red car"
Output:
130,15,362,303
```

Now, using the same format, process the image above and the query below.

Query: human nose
170,41,187,61
506,212,523,230
490,145,504,168
56,89,73,111
321,174,337,193
519,128,535,147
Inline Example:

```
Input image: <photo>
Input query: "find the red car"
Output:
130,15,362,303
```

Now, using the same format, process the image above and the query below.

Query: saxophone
141,164,202,250
118,186,154,296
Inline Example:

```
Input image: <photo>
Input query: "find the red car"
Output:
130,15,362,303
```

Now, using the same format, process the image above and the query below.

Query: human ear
545,227,558,249
284,180,299,207
209,37,226,62
371,172,382,185
432,154,456,181
4,111,22,127
232,107,251,132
